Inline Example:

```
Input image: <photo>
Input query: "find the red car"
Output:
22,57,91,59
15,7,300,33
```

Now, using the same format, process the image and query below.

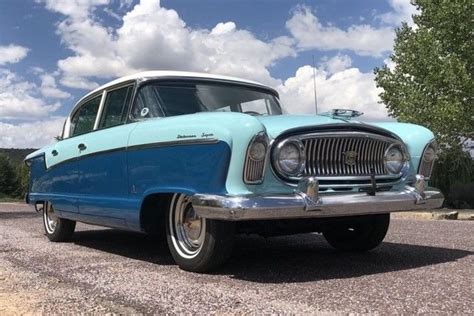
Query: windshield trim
127,77,282,123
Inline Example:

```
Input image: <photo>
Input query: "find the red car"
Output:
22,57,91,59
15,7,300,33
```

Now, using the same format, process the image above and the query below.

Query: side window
100,86,133,128
70,95,101,137
130,85,164,120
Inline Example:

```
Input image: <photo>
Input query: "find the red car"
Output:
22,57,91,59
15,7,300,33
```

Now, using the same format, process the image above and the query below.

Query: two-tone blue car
25,71,444,272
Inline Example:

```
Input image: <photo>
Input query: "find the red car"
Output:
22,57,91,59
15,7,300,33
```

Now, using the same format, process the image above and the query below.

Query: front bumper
191,176,444,221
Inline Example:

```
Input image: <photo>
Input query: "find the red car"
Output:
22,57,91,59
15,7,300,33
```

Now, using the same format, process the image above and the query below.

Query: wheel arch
139,191,181,234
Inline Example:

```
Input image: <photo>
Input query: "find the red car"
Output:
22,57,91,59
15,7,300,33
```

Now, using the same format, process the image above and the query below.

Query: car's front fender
127,112,266,196
369,122,435,176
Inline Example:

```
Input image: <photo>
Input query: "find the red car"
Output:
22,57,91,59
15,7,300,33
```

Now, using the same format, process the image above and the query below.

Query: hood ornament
320,109,364,120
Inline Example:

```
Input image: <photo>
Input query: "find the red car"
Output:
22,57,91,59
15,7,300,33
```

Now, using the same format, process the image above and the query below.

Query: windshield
131,81,283,120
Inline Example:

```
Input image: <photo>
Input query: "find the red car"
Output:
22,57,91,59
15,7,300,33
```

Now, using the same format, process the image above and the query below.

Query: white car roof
77,71,272,105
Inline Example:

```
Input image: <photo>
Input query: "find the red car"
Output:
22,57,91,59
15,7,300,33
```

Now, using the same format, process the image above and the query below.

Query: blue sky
0,0,416,148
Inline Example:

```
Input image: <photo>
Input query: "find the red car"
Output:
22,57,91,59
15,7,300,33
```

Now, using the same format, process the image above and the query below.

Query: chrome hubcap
43,202,58,234
169,194,205,259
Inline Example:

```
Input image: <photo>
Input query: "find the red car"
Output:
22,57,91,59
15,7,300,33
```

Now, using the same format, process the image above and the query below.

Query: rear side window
70,95,101,137
100,86,133,129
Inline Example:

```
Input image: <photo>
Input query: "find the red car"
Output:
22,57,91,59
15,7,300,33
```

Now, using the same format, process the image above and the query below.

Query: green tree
15,163,30,199
374,0,473,151
0,154,18,197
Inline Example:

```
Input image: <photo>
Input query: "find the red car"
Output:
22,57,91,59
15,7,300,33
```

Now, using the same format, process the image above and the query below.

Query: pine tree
0,154,18,197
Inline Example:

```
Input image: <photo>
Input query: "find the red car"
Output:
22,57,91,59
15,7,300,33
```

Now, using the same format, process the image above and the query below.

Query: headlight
249,141,266,161
418,140,437,178
273,139,305,177
384,144,405,174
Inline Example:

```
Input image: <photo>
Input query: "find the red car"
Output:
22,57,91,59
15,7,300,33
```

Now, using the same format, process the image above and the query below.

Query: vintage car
25,71,444,272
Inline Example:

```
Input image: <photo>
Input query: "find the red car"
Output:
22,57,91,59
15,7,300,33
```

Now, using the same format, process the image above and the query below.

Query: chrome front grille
301,134,392,177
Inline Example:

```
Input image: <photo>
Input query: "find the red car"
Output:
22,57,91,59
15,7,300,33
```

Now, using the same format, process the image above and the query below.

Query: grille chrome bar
300,135,392,177
273,132,406,189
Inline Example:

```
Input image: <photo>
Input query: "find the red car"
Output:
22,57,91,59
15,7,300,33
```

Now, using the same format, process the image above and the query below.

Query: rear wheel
42,202,76,242
323,214,390,251
166,193,235,272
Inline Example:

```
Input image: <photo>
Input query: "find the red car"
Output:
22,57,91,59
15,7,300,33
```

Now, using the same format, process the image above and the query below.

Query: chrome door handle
78,143,87,151
51,150,58,156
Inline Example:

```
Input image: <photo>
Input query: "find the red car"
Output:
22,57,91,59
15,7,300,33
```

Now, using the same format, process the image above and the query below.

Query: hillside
0,148,37,165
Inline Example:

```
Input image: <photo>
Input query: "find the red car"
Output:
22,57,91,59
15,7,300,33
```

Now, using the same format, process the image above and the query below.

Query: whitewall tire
42,202,76,242
166,193,235,272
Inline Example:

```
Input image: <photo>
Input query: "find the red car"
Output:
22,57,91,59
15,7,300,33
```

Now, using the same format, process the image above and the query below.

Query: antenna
312,55,318,114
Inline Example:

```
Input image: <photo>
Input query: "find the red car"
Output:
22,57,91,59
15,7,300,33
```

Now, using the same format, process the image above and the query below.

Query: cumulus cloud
42,0,295,88
0,69,61,120
40,73,71,99
277,65,390,120
0,44,29,65
378,0,418,27
286,6,394,57
320,54,352,74
38,0,109,19
0,117,65,148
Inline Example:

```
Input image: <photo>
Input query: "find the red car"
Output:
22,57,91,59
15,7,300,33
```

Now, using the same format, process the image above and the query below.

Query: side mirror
55,135,63,141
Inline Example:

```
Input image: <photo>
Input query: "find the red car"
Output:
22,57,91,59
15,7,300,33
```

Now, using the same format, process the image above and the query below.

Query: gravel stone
0,203,473,313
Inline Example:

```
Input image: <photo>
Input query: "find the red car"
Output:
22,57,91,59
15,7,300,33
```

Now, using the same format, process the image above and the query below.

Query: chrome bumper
191,176,444,221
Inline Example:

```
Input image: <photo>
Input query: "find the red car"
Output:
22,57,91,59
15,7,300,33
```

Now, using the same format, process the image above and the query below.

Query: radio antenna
312,55,318,114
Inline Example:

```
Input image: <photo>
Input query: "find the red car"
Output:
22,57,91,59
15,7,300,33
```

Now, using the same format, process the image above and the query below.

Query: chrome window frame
62,80,136,140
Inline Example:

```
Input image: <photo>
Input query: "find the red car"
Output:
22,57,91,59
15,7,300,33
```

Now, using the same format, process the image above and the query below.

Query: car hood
255,114,359,138
254,114,434,160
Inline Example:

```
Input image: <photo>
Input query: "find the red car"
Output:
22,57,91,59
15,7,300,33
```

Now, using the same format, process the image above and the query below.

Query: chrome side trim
45,138,220,171
126,138,220,151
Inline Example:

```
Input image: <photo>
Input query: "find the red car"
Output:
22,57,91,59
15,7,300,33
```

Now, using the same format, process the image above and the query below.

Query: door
74,85,137,227
44,94,102,215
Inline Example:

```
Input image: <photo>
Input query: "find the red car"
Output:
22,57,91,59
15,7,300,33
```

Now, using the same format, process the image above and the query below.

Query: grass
0,193,23,203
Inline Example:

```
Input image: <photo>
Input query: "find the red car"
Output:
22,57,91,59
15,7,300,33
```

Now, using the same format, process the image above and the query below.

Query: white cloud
40,74,71,99
0,69,61,120
0,44,29,65
378,0,418,27
60,75,100,90
286,6,394,57
278,65,390,120
0,117,65,148
383,58,396,71
37,0,109,19
118,0,133,9
320,54,352,74
41,0,295,88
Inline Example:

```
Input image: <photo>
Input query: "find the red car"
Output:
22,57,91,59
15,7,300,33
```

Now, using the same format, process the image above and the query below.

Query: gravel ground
0,203,473,314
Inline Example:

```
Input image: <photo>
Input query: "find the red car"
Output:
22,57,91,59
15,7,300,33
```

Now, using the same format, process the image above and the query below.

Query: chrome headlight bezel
384,142,409,175
418,139,438,179
272,138,306,177
243,132,269,184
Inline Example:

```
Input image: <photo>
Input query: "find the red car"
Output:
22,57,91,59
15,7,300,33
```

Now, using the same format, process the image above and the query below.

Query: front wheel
323,214,390,251
166,194,235,272
42,202,76,242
